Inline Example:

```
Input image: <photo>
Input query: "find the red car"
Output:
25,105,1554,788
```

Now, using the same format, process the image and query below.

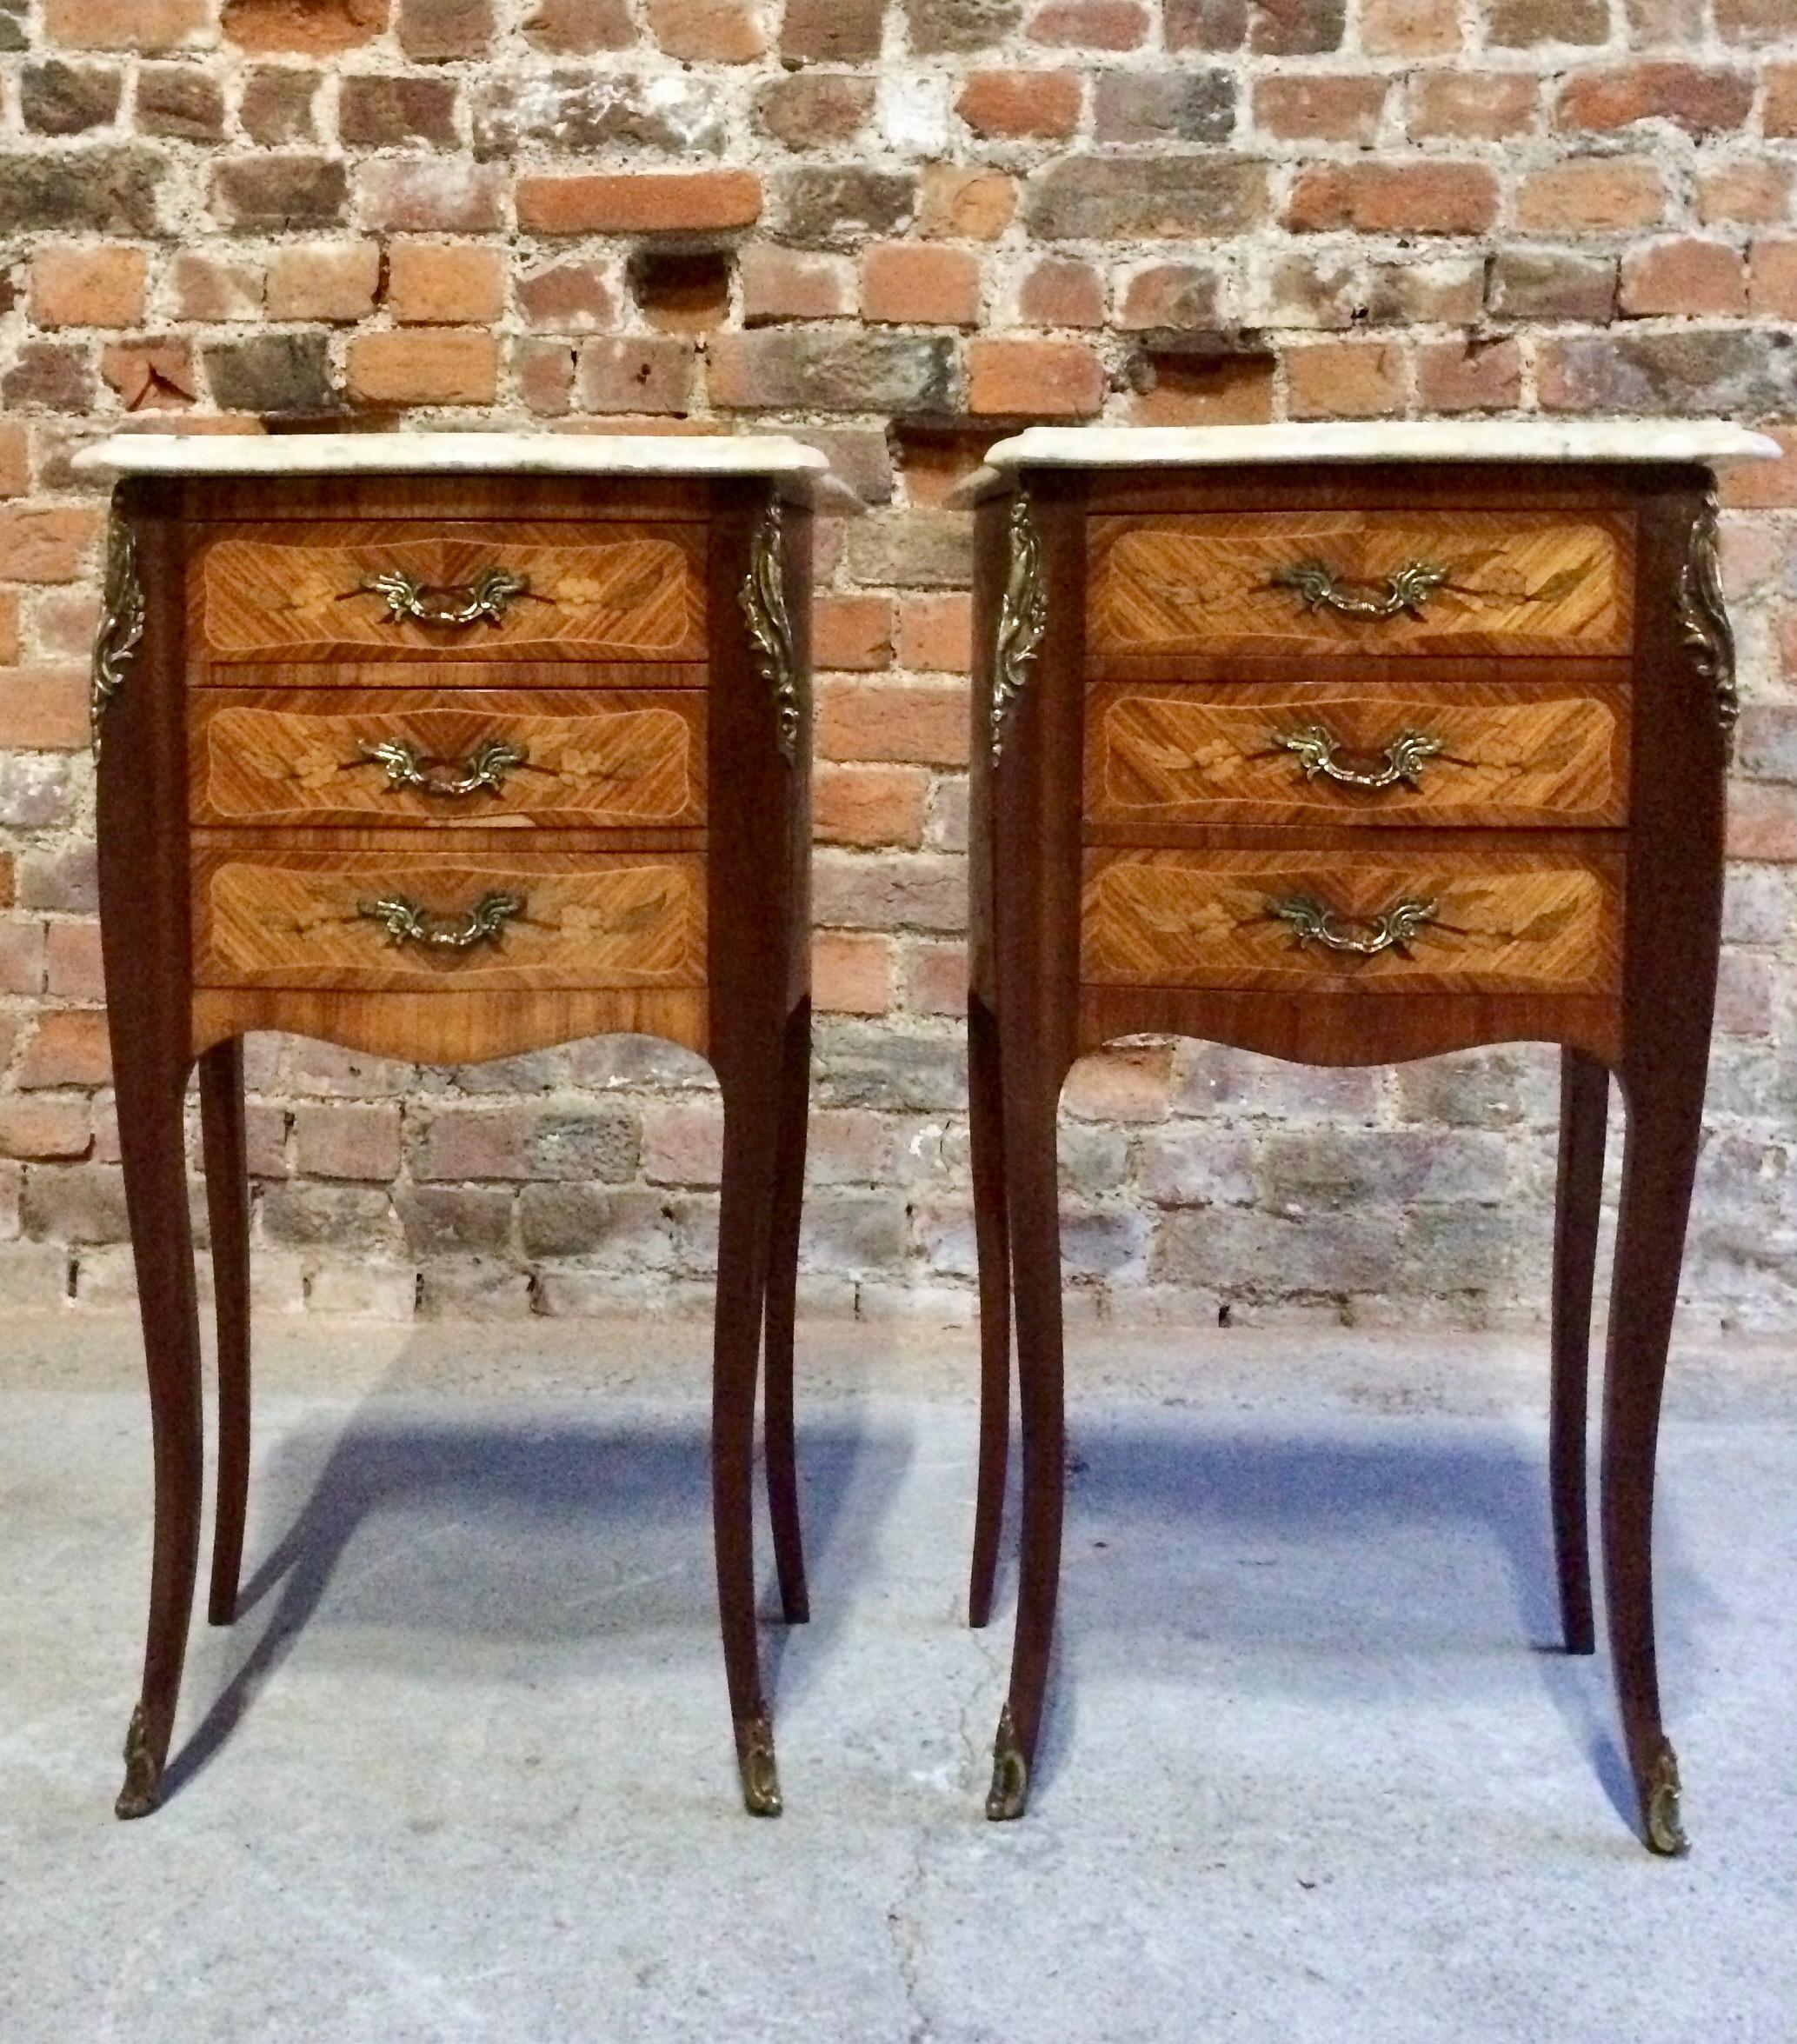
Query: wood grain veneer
1083,679,1628,831
1088,509,1634,660
191,689,706,829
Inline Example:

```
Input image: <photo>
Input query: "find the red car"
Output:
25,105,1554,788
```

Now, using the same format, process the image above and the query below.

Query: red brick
516,170,762,236
862,243,982,328
1119,262,1224,330
919,166,1016,241
1016,256,1104,328
576,337,696,414
1768,65,1797,138
782,0,882,58
265,243,381,323
1254,75,1387,143
957,70,1082,139
522,0,634,50
170,253,263,322
1747,242,1797,319
346,330,500,405
1415,337,1523,413
815,595,895,672
43,919,103,1001
46,0,210,48
755,72,875,150
1515,159,1666,232
0,1099,91,1162
222,0,384,51
814,764,930,848
0,428,28,499
1697,162,1794,228
28,245,146,328
1486,0,1607,38
295,1104,403,1181
101,339,197,412
1288,163,1499,235
1028,0,1149,47
1619,237,1747,317
1062,1042,1173,1120
337,75,459,150
812,932,895,1016
0,593,18,660
1408,72,1536,142
513,338,576,416
897,593,973,673
386,243,506,325
1714,0,1788,37
1361,0,1458,54
517,260,616,332
396,0,495,59
1127,352,1275,427
0,666,88,748
815,680,970,767
0,920,44,996
902,939,969,1017
0,506,102,583
17,1009,111,1088
1555,63,1755,138
1727,782,1797,862
968,337,1105,417
356,159,507,233
740,248,854,324
648,0,769,59
1285,340,1408,419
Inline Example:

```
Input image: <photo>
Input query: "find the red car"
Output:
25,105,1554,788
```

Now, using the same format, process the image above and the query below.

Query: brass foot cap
985,1705,1029,1821
115,1705,162,1821
737,1712,782,1818
1645,1738,1688,1858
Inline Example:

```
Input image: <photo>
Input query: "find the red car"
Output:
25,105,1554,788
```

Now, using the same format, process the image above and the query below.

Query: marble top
72,430,831,482
961,421,1780,499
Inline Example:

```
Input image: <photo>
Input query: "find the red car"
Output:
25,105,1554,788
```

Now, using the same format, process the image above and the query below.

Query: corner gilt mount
989,491,1047,768
90,504,144,760
1677,493,1737,749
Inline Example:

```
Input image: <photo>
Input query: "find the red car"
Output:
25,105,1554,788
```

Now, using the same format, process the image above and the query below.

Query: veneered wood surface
1081,842,1622,995
191,689,706,829
194,846,708,991
192,522,707,662
191,987,709,1063
1088,509,1634,660
1084,679,1629,831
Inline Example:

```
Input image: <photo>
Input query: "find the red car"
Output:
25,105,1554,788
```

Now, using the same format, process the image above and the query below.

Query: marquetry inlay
195,524,705,661
1081,848,1621,995
1088,510,1634,659
1085,683,1628,829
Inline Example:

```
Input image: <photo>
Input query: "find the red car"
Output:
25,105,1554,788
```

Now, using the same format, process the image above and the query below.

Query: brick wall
1,0,1794,1329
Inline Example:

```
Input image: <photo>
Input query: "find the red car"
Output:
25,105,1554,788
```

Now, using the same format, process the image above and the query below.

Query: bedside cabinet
75,434,822,1821
962,422,1776,1853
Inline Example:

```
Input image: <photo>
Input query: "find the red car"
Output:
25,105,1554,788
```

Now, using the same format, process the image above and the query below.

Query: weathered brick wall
1,0,1794,1328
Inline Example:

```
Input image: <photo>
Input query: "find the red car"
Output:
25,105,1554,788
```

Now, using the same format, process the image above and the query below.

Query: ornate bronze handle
1269,893,1437,957
357,890,523,950
360,567,529,629
1271,558,1449,620
357,736,528,799
1274,722,1441,791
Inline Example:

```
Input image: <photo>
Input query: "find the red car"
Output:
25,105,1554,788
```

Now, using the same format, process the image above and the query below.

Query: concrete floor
3,1316,1794,2043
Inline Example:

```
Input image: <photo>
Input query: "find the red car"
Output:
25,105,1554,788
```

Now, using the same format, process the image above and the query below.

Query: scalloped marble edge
71,430,832,483
952,420,1781,504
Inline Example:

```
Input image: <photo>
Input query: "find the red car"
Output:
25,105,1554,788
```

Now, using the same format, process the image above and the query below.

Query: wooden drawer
1088,510,1633,661
1082,844,1621,995
1085,681,1628,831
191,689,706,830
190,522,707,665
194,849,707,992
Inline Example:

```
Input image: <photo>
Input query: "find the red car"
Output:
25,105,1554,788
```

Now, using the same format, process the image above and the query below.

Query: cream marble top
958,421,1780,501
72,430,830,483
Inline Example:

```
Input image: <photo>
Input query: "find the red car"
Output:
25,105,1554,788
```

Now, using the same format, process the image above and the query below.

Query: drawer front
1088,510,1633,660
1085,682,1628,830
1082,847,1621,995
192,522,707,664
194,849,707,992
191,690,706,829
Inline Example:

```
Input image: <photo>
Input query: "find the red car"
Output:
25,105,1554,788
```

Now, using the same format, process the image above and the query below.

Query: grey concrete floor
3,1315,1795,2043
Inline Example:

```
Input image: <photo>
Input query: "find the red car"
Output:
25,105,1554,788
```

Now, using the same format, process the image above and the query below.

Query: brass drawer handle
1272,558,1449,621
1270,893,1437,957
357,890,523,950
358,736,528,799
361,567,530,629
1275,722,1442,791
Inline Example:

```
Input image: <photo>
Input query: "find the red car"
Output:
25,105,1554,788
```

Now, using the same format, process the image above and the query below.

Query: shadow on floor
988,1415,1704,1834
163,1375,911,1804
